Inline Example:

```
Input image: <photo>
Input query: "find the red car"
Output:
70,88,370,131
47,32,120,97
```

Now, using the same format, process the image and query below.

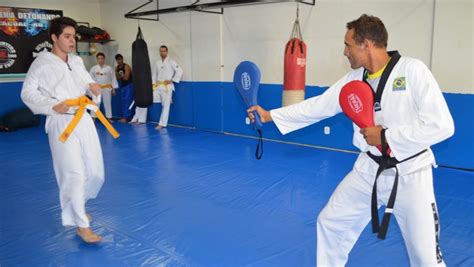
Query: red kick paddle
339,80,388,154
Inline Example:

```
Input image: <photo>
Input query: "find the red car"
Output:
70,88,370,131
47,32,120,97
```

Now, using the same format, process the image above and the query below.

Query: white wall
189,11,222,81
100,0,471,93
1,0,472,93
98,0,193,80
223,0,437,84
431,0,473,92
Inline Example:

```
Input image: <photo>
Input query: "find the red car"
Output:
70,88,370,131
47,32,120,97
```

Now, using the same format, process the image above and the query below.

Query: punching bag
132,27,153,108
283,8,306,107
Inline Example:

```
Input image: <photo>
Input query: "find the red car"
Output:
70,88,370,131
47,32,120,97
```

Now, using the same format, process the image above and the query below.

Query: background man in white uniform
21,17,105,243
89,52,118,122
131,45,183,127
150,45,182,129
248,14,454,267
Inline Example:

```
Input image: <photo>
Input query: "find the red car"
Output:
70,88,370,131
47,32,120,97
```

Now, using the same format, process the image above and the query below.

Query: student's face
160,48,168,59
52,26,76,54
97,55,105,65
343,29,367,69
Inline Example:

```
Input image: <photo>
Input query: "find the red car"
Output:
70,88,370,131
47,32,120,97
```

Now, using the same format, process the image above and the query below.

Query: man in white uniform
132,45,183,128
248,14,454,266
89,52,118,122
21,17,105,243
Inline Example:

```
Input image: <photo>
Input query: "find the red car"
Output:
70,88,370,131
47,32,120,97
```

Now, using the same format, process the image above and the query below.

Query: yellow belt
153,81,169,93
59,96,120,143
100,83,112,89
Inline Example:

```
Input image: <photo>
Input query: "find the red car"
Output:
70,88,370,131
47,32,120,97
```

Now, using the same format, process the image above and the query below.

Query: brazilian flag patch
393,77,406,91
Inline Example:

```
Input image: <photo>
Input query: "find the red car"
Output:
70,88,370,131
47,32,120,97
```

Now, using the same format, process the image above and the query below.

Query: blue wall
2,81,473,170
0,82,23,117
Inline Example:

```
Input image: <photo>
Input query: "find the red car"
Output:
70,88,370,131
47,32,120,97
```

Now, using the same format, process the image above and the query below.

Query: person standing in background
90,52,118,122
130,45,183,127
115,54,134,123
151,45,182,129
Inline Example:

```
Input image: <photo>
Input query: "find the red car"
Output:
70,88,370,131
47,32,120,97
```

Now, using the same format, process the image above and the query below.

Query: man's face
52,26,76,54
116,58,123,65
160,48,168,59
343,29,367,69
97,55,105,65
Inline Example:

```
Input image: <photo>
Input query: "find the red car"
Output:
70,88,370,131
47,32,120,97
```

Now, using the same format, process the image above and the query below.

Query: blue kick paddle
234,61,263,159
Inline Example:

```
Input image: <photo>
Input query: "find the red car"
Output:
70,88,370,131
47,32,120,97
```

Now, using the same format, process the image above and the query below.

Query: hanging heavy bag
132,27,153,108
283,6,307,107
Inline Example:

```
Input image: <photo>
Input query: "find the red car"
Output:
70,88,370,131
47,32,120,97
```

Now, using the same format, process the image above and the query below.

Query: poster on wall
0,6,62,76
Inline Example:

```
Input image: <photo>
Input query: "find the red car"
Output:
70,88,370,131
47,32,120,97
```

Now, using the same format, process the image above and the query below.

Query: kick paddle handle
253,111,263,129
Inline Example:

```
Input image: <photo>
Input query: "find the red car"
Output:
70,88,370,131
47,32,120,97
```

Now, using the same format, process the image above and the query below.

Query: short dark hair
49,16,77,42
115,54,123,60
160,45,168,51
96,52,105,58
346,14,388,48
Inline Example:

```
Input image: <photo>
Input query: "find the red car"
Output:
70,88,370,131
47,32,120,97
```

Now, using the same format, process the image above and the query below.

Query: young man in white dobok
22,17,106,243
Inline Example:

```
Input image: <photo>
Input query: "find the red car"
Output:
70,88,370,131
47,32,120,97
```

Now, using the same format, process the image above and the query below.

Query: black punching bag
132,27,153,107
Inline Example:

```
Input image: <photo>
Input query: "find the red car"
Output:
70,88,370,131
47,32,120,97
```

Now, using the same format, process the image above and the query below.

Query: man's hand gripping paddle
234,61,263,159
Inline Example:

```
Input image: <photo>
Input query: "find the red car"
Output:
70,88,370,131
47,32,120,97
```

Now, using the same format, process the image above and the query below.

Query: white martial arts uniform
89,64,118,119
21,51,105,228
131,57,183,125
270,53,454,267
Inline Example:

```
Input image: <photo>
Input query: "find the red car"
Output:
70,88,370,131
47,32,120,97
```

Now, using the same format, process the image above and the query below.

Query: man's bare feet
155,125,165,130
76,227,102,243
118,118,128,123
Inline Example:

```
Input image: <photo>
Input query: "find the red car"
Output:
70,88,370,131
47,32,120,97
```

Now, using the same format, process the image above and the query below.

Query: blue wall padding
431,93,474,169
1,81,472,169
0,82,23,116
191,82,223,132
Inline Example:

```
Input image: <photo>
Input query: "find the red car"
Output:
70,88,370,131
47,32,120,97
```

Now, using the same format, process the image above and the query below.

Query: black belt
366,128,426,239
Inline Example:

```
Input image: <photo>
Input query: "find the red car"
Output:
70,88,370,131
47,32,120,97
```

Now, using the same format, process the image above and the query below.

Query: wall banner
0,6,62,75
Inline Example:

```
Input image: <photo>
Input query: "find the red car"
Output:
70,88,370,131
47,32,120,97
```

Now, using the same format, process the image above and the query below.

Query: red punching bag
283,7,306,107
